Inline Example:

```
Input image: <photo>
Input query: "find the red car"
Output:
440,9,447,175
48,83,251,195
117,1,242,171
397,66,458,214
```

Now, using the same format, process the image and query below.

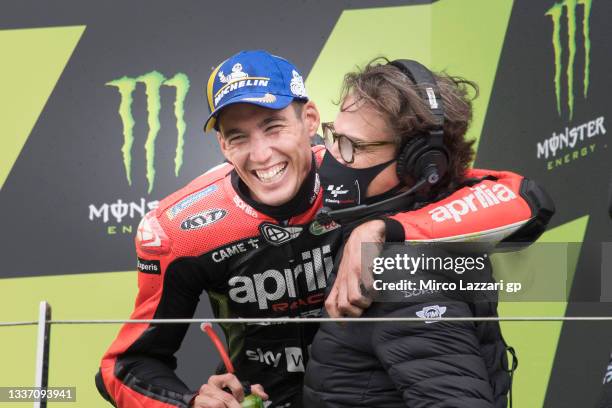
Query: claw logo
545,0,592,120
416,305,447,323
259,223,302,246
107,71,191,193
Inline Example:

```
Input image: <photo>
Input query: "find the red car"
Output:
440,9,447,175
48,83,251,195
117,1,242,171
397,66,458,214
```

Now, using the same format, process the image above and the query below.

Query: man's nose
249,133,273,163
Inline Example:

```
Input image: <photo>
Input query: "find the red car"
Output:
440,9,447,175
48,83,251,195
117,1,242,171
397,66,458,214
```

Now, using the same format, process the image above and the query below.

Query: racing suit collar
231,153,319,221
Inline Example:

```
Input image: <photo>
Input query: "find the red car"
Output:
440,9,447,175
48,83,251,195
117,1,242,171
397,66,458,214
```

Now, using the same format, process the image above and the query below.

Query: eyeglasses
321,122,395,164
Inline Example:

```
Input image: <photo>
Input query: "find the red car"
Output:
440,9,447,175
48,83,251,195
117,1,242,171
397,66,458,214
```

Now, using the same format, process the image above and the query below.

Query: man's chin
252,186,295,207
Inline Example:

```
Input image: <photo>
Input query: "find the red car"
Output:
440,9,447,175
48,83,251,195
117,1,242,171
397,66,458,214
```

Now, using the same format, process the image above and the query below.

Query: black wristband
382,217,405,242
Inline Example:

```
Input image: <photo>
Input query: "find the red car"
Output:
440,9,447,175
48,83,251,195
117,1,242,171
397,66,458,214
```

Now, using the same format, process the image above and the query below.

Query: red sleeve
385,168,554,244
96,211,198,408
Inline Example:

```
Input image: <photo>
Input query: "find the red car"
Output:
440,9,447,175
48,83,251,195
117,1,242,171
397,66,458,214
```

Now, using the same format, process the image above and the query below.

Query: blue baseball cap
204,50,309,132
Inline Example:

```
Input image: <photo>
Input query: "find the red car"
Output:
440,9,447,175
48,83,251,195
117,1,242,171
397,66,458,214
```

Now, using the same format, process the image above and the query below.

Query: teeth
255,163,287,183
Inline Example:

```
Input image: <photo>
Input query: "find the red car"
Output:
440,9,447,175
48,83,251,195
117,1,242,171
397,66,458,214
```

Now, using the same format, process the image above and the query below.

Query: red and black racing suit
95,147,543,408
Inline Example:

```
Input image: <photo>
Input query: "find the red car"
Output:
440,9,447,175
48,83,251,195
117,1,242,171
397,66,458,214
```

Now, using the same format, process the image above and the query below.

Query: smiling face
329,94,400,196
216,101,319,206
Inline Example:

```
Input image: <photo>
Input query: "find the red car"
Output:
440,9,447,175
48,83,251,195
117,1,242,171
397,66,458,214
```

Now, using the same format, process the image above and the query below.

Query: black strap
456,174,498,188
506,346,519,408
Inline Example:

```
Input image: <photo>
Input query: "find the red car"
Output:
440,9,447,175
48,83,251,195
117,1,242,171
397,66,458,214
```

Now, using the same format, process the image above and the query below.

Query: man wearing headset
304,59,554,407
96,51,550,408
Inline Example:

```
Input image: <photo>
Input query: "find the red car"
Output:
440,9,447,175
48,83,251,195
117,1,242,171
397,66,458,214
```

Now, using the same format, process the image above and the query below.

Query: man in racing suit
95,51,548,408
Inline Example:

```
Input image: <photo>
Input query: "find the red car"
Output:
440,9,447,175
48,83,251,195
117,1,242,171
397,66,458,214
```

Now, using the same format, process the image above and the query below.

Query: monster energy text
537,115,606,170
89,198,159,235
107,71,191,193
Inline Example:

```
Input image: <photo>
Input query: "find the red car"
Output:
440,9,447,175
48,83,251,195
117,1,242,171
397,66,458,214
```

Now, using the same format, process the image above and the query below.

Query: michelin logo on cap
218,63,248,84
213,62,271,107
204,50,309,132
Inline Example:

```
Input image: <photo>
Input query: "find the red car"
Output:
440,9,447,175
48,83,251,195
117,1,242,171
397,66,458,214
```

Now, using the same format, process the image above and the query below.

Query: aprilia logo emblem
428,183,517,223
181,209,227,230
228,245,333,310
259,223,302,246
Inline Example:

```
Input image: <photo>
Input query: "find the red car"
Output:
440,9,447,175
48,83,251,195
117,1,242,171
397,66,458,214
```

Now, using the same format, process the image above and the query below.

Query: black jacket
303,176,554,408
304,248,513,408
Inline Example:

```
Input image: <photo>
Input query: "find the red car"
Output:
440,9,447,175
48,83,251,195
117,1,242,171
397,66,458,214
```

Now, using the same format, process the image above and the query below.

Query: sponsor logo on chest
228,245,333,310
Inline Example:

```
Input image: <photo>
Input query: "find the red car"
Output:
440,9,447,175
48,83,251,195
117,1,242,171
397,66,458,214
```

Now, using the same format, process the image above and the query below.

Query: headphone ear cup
414,149,449,185
396,135,450,185
396,136,426,183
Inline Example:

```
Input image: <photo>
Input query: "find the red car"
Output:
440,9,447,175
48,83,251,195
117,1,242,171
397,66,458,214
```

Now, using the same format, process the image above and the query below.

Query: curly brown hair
338,57,479,192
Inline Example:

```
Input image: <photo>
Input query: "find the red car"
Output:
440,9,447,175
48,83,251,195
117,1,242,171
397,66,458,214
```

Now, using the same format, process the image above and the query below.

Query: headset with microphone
317,59,450,225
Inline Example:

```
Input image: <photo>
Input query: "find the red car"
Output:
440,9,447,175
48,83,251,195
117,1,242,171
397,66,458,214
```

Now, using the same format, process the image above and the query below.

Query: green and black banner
1,0,610,406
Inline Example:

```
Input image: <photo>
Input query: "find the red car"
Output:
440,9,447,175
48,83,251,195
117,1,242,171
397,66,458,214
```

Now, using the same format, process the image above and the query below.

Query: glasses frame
321,122,395,164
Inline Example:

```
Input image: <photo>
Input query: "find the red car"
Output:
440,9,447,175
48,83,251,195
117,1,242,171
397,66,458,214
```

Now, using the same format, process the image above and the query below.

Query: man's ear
302,100,320,140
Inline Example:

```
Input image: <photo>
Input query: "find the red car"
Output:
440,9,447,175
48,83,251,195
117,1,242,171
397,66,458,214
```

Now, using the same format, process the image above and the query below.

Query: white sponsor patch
285,347,305,372
416,305,447,323
167,185,217,219
242,93,277,104
180,209,227,230
290,70,307,97
426,87,438,109
327,184,348,198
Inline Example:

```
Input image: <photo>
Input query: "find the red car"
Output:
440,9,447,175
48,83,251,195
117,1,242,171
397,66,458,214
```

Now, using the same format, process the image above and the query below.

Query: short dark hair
292,99,306,119
339,57,479,192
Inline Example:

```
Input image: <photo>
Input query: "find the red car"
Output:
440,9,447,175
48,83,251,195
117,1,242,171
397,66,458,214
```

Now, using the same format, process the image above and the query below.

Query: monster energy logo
545,0,592,120
107,71,190,193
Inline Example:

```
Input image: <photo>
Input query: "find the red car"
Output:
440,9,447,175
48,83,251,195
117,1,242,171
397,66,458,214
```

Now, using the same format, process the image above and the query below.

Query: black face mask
319,151,395,210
